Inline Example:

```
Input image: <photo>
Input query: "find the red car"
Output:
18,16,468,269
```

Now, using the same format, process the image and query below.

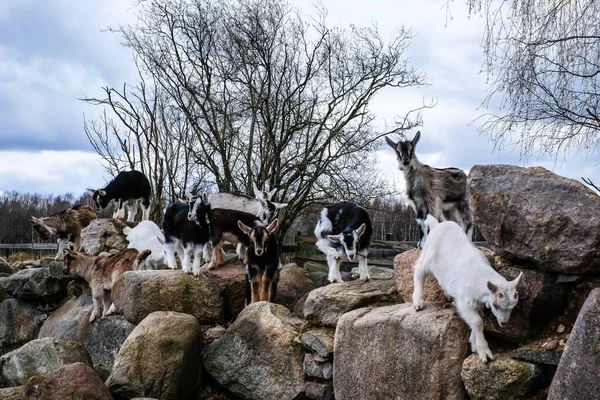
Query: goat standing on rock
31,205,97,260
63,248,151,322
314,201,373,283
88,170,152,222
238,218,281,304
385,131,473,247
412,215,523,362
163,194,212,276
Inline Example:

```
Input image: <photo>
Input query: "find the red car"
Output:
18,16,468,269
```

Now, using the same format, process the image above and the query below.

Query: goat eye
498,293,504,299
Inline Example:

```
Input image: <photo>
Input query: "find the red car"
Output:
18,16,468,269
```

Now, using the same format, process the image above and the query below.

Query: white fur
123,221,167,269
412,215,523,362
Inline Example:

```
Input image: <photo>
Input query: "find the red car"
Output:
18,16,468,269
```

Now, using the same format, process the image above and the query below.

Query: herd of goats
28,131,523,363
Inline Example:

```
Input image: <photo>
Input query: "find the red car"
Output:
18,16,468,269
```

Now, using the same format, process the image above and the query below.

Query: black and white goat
163,194,211,276
238,218,280,304
87,170,152,222
385,131,473,248
314,201,373,283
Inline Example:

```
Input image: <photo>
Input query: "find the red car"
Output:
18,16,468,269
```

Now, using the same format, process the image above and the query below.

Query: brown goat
31,204,97,260
63,248,151,322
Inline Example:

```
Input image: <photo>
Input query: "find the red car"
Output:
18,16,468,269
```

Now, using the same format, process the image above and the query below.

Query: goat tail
133,249,152,270
424,214,440,230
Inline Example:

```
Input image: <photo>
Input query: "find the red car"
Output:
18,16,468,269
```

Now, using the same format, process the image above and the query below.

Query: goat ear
30,216,39,223
238,220,252,236
253,182,262,199
384,136,397,149
327,234,341,243
202,193,210,205
98,189,107,196
273,202,288,210
412,131,421,146
355,223,366,237
267,189,276,201
63,248,75,259
86,188,96,194
266,218,279,234
487,281,498,294
512,271,524,287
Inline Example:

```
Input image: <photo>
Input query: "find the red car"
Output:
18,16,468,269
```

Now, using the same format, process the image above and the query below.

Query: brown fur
31,205,97,260
63,248,151,322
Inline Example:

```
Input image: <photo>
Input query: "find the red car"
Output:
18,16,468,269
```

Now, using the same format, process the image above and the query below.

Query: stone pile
0,166,598,400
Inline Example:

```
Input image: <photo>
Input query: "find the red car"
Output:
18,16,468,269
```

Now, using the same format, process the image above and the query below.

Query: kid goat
314,201,373,283
385,131,473,247
163,195,211,276
63,248,151,322
31,205,97,260
87,170,152,222
412,215,523,362
238,218,280,304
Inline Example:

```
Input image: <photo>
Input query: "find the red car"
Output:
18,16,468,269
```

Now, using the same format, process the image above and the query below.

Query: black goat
88,170,151,222
238,218,280,304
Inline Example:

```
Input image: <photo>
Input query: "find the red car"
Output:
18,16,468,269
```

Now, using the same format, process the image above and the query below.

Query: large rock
484,263,566,342
276,263,316,310
0,337,91,387
469,165,600,274
38,294,93,343
394,249,446,304
0,386,24,400
461,353,543,400
203,302,306,400
81,218,129,255
0,299,41,355
548,288,600,399
112,270,223,325
334,304,469,400
303,278,395,327
204,260,247,320
106,311,202,400
84,315,136,380
23,362,112,400
0,267,67,302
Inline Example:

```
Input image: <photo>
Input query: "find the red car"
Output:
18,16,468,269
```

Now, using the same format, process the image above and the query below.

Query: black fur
208,208,260,248
319,201,372,252
163,202,211,247
92,170,151,210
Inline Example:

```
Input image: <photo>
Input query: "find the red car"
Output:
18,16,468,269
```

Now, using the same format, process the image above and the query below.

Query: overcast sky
0,0,597,197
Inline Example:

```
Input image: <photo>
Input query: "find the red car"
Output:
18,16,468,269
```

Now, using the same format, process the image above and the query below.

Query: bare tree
460,0,600,161
83,0,428,237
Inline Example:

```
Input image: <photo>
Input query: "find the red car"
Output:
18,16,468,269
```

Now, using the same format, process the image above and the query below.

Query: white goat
123,221,167,270
412,215,523,362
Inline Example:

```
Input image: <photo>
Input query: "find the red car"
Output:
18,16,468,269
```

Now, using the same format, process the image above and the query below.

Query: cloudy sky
0,0,597,197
